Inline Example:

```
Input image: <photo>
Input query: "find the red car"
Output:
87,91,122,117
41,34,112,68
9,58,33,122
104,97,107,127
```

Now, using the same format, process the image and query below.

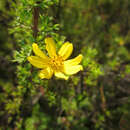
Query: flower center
50,55,63,71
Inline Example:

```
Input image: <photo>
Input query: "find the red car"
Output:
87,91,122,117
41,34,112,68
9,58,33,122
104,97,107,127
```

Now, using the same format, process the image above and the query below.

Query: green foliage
0,0,130,129
25,104,51,130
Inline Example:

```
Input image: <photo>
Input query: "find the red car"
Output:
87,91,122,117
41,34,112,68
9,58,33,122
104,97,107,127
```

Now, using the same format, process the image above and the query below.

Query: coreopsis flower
27,37,83,80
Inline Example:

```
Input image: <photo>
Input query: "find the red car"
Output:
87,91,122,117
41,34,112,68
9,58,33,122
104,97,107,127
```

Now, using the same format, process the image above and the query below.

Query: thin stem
99,85,106,112
32,7,39,39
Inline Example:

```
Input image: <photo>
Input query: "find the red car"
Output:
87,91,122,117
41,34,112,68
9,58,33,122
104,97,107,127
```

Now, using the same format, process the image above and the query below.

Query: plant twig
32,7,39,39
99,85,106,112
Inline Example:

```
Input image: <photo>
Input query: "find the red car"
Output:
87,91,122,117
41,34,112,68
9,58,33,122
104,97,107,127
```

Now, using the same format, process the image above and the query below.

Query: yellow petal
39,67,53,79
64,54,83,66
27,56,48,68
45,37,56,58
64,65,83,75
32,43,48,59
54,71,69,80
58,42,73,60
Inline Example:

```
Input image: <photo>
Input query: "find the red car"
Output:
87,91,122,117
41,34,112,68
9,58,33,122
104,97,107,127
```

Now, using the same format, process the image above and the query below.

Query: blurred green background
0,0,130,129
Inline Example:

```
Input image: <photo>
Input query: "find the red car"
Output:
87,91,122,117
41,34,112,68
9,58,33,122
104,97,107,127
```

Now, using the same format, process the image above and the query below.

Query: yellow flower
27,37,83,80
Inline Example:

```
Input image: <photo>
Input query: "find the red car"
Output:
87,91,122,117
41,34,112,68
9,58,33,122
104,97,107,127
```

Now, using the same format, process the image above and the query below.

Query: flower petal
32,43,48,59
39,67,53,79
64,54,83,66
54,71,69,80
45,37,56,58
58,42,73,60
64,65,83,75
27,56,48,68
